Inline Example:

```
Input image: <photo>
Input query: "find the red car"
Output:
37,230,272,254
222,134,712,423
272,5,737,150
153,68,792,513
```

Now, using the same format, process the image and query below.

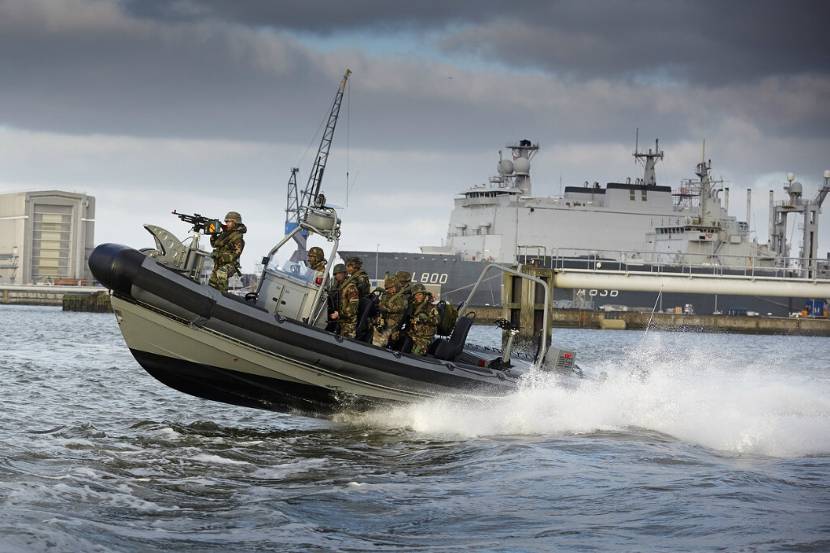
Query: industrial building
0,191,95,284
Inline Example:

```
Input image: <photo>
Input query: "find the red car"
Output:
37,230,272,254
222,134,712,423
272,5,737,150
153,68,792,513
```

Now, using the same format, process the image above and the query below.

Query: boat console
254,204,341,326
258,261,324,322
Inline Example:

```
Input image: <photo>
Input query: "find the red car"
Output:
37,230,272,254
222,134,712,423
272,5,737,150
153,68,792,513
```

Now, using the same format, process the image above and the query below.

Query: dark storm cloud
440,0,830,84
0,0,674,150
120,0,499,33
0,2,338,142
122,0,830,84
0,0,827,153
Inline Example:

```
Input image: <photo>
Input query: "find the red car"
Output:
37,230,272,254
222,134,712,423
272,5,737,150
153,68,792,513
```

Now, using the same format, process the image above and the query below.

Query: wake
345,335,830,458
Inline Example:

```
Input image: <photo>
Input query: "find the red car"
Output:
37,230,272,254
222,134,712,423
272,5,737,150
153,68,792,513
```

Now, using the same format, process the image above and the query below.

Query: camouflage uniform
396,271,413,302
337,274,361,338
346,257,371,298
209,212,246,292
372,276,408,348
407,284,439,355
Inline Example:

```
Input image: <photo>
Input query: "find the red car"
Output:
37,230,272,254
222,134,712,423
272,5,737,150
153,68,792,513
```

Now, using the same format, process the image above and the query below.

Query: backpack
435,300,459,336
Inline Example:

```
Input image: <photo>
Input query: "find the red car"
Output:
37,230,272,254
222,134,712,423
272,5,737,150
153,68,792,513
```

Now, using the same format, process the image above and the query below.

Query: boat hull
132,349,342,414
112,295,406,415
90,244,524,416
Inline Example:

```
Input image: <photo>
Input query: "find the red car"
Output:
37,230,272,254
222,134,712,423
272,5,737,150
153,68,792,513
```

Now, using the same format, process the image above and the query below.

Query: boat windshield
268,259,318,284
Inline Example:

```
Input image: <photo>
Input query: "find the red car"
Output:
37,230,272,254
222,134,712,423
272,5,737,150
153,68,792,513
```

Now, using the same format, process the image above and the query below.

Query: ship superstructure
423,139,782,270
341,139,829,315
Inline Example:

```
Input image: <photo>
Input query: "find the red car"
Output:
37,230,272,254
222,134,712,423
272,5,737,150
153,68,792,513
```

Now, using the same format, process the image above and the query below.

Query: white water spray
347,334,830,458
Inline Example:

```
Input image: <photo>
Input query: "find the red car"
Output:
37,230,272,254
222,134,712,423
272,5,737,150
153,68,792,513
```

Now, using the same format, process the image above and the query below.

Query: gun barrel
172,210,221,234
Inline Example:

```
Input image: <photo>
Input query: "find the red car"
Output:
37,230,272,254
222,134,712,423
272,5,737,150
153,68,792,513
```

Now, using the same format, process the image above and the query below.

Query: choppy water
1,304,829,552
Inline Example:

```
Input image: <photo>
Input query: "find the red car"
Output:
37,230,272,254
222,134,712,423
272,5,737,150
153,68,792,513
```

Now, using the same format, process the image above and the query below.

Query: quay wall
553,309,830,336
470,305,830,336
1,287,112,312
62,292,112,313
1,288,63,306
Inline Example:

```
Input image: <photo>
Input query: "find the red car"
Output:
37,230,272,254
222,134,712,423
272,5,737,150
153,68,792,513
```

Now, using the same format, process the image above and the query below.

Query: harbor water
1,305,829,552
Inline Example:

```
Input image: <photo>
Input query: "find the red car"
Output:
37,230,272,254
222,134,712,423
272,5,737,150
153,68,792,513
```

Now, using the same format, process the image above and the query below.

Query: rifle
172,210,223,235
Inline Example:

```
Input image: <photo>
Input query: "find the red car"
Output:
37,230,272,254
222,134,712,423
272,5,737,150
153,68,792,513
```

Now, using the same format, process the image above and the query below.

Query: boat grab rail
462,263,551,367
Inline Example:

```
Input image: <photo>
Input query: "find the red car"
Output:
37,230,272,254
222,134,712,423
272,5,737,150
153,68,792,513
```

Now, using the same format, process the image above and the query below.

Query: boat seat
433,315,475,361
427,337,442,355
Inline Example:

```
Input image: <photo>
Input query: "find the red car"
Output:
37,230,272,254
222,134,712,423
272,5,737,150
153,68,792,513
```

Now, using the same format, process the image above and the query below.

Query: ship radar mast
633,129,663,186
506,139,538,195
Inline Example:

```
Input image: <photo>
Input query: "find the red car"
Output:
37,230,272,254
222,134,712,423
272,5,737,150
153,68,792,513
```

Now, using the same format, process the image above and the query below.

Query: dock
552,309,830,336
62,292,112,313
470,305,830,335
0,284,109,310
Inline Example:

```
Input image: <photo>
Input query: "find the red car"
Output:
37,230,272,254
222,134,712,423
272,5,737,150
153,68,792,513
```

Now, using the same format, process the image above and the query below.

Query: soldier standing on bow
209,211,246,292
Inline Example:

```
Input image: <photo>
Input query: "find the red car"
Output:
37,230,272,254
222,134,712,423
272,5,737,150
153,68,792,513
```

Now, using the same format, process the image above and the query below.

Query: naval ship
342,139,830,316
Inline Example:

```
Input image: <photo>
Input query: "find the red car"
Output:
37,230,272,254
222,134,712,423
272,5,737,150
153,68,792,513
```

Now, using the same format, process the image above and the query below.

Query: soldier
326,263,347,333
396,271,413,302
307,246,326,272
345,256,371,298
334,269,360,338
406,283,439,355
209,211,246,292
372,275,408,348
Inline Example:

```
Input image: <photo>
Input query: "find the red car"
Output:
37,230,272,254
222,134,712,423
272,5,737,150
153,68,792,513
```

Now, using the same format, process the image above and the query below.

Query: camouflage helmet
345,256,363,268
383,275,398,289
395,271,412,285
308,246,324,259
224,211,242,223
332,263,347,274
411,283,427,295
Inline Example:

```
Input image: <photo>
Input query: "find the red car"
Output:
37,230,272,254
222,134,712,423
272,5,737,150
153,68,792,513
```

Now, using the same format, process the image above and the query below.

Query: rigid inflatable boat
89,205,578,417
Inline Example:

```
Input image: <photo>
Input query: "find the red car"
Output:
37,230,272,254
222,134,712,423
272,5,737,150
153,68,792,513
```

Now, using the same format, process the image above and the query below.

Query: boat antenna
345,71,351,208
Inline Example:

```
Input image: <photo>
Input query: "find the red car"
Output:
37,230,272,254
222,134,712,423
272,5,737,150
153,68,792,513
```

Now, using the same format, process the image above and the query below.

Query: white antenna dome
786,172,795,183
497,159,514,176
824,169,830,179
790,181,803,196
513,157,530,176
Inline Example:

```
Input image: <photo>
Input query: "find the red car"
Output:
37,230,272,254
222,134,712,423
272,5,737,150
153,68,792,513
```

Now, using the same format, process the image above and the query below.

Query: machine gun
139,210,219,283
172,210,223,235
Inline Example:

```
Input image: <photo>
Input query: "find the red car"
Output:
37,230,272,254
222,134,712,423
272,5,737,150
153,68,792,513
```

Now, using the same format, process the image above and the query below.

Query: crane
285,69,351,258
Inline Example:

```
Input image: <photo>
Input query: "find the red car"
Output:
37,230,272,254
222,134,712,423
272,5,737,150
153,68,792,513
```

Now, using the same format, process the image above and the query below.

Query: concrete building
0,191,95,284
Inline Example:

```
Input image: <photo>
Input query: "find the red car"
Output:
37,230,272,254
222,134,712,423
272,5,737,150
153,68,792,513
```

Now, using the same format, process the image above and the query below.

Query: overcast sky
1,0,829,271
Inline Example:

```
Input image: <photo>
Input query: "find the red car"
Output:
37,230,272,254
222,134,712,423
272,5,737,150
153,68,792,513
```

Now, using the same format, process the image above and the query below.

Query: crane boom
284,167,299,236
283,69,351,259
302,68,352,210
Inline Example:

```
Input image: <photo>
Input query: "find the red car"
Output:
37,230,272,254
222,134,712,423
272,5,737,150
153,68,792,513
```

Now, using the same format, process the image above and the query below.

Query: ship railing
516,248,829,281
